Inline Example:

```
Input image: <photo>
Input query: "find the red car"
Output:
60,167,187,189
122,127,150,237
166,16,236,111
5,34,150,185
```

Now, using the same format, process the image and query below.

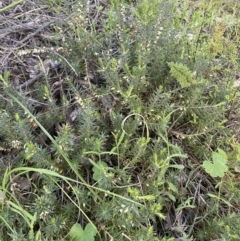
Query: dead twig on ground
16,72,45,90
0,0,26,13
16,61,61,90
0,20,55,39
15,20,56,47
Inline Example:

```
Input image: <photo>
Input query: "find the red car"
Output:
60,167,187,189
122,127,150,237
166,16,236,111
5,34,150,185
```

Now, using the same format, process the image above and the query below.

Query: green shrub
0,0,240,240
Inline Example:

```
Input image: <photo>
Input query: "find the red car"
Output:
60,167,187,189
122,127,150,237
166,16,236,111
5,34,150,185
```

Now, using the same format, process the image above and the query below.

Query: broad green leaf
28,229,34,241
92,161,108,181
83,223,98,241
202,148,228,178
167,182,178,193
69,223,83,241
169,164,185,169
166,192,176,202
69,223,97,241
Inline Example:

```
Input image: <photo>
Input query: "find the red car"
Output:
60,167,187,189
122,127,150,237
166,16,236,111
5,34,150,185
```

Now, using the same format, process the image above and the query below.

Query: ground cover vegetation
0,0,240,240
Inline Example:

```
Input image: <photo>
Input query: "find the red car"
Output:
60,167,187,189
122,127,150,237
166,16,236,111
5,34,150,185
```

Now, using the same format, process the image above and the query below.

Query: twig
0,22,35,35
0,20,55,40
16,72,45,90
0,0,26,13
15,20,56,47
16,62,61,90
